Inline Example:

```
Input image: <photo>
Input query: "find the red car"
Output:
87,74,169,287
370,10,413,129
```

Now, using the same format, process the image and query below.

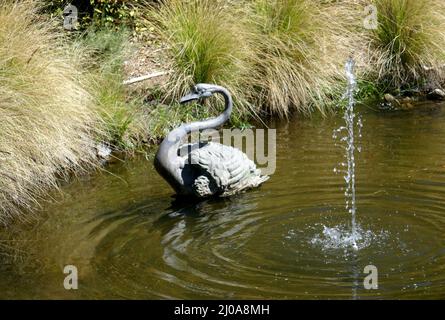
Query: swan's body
154,84,269,198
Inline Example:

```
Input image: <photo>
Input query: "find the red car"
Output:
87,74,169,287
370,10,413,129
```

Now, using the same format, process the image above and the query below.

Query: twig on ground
123,70,169,85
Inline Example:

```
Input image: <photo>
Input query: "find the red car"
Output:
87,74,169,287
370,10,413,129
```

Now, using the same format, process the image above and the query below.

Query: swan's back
182,142,269,197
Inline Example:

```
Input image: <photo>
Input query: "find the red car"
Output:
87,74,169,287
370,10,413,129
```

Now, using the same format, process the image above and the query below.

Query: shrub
43,0,143,29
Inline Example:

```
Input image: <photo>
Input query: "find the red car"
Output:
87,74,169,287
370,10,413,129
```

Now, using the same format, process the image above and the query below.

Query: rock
427,88,445,100
384,93,396,102
400,96,412,103
96,143,112,159
399,102,414,110
383,93,417,110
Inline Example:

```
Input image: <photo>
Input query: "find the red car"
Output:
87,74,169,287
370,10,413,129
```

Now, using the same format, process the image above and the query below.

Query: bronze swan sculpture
154,83,269,198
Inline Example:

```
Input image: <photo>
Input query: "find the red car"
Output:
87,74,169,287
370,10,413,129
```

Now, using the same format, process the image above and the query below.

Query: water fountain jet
323,58,363,251
343,58,360,250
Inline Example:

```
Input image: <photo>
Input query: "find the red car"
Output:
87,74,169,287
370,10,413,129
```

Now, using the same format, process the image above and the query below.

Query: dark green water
1,103,445,299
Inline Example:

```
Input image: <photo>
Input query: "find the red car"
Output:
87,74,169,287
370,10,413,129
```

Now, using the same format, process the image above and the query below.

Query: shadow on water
85,195,248,241
1,102,445,299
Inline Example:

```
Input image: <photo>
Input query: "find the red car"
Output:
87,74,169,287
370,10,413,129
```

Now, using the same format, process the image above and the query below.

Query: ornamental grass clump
143,0,257,120
247,0,354,117
370,0,445,91
0,0,103,223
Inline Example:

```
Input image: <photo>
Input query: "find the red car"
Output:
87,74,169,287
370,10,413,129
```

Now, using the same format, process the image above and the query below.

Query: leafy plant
42,0,144,29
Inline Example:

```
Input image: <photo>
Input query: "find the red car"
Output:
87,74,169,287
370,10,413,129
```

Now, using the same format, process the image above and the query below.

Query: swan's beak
179,92,200,104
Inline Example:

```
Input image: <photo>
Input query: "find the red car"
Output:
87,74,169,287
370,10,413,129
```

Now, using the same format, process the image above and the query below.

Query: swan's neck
154,86,232,191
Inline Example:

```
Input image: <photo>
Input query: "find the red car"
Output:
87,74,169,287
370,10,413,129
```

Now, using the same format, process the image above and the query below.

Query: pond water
1,102,445,299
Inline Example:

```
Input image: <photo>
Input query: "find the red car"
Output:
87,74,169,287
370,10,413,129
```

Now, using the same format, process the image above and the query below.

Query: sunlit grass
370,0,445,90
247,0,354,117
0,0,103,223
143,0,355,118
142,0,256,121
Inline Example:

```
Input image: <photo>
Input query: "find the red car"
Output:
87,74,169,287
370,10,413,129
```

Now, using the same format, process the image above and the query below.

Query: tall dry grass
0,0,103,223
369,0,445,90
247,0,355,117
143,0,358,118
142,0,257,120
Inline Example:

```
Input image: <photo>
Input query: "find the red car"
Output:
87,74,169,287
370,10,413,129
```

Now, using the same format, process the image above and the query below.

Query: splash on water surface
312,58,370,251
310,224,389,252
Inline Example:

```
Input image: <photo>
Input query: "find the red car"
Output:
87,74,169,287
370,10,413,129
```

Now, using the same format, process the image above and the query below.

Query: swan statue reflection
154,83,269,198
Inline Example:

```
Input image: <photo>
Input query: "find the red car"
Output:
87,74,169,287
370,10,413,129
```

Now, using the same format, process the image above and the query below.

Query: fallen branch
123,71,169,85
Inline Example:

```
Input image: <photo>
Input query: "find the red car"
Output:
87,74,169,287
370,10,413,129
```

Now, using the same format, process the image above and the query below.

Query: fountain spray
331,58,362,250
343,58,360,250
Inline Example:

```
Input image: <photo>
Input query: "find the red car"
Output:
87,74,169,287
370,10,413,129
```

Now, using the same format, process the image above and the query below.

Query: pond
1,102,445,299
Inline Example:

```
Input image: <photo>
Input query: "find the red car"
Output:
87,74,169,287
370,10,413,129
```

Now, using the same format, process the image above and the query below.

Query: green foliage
75,28,149,151
356,79,385,102
89,0,142,29
43,0,144,29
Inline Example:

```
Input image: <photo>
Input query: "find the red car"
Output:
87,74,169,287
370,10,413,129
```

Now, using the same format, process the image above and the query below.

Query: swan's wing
177,141,208,158
188,142,268,196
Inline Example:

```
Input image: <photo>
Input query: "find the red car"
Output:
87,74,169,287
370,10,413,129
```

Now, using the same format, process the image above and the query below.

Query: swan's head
179,83,217,104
